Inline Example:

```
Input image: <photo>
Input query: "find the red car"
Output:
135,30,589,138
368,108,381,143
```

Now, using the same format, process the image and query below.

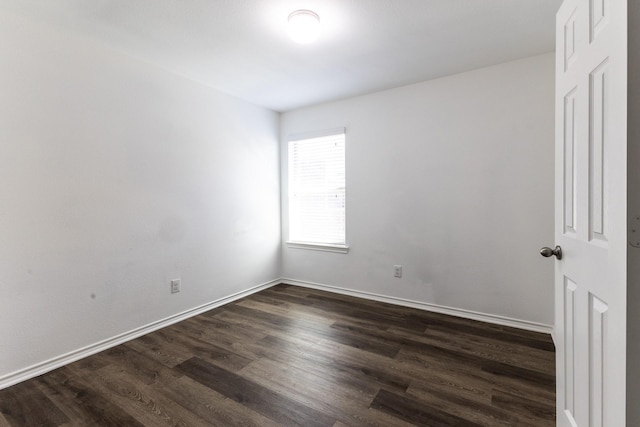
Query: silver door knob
540,245,562,260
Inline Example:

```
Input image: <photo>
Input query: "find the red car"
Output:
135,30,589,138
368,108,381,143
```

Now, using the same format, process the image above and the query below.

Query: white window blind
288,131,346,246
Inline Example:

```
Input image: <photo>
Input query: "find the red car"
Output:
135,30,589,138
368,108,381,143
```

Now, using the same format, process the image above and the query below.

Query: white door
553,0,627,426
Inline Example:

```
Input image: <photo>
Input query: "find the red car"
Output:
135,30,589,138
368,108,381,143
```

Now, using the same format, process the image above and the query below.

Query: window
288,129,347,252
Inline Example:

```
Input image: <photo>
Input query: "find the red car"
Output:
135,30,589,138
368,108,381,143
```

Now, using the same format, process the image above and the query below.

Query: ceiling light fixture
287,10,321,44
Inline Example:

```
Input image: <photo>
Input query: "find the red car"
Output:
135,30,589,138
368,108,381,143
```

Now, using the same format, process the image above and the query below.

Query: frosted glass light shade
288,10,321,44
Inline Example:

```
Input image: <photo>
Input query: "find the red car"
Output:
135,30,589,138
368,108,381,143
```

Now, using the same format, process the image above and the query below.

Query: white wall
0,10,280,381
0,4,556,388
280,54,555,326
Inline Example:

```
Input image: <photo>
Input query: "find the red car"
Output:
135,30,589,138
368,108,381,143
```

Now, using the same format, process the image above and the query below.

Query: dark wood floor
0,284,555,426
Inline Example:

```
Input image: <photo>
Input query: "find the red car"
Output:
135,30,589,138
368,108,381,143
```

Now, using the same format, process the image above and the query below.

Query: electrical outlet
394,265,402,278
171,279,181,293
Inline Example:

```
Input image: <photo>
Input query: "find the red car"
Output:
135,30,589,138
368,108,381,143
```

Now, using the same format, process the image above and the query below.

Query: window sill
286,241,350,254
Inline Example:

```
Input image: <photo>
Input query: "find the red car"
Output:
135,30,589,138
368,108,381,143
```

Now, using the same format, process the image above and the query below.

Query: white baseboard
0,279,280,391
1,276,553,391
281,278,553,335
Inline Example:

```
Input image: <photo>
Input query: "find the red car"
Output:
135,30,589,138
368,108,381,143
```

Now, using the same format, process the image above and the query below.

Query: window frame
286,128,349,253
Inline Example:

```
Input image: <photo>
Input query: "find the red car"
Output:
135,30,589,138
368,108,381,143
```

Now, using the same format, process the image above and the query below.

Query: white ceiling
2,0,562,112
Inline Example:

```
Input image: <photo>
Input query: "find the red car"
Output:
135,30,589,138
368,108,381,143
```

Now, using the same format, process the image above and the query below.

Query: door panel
555,0,626,425
589,0,608,42
563,277,577,419
589,294,606,427
563,87,578,236
588,59,608,244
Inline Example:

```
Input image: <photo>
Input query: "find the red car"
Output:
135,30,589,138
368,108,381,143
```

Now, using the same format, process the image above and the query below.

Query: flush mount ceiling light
287,10,321,44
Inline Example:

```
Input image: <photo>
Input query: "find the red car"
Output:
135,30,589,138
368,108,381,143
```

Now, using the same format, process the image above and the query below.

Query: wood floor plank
491,389,555,425
36,368,145,427
420,319,555,352
384,324,555,375
298,293,429,333
100,344,183,387
236,297,336,326
238,358,416,427
395,348,494,394
482,360,556,389
288,286,552,345
0,380,69,427
419,324,555,363
64,352,111,374
221,304,401,358
406,379,534,426
333,320,555,376
314,338,483,392
254,291,394,333
490,378,556,406
155,327,254,373
85,364,214,427
212,307,325,346
397,347,556,408
257,334,411,392
155,375,282,427
225,336,384,396
177,356,337,426
0,284,556,426
370,388,481,427
295,287,554,350
403,366,492,405
181,313,269,344
168,317,271,362
0,412,11,427
242,354,378,407
123,332,193,368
